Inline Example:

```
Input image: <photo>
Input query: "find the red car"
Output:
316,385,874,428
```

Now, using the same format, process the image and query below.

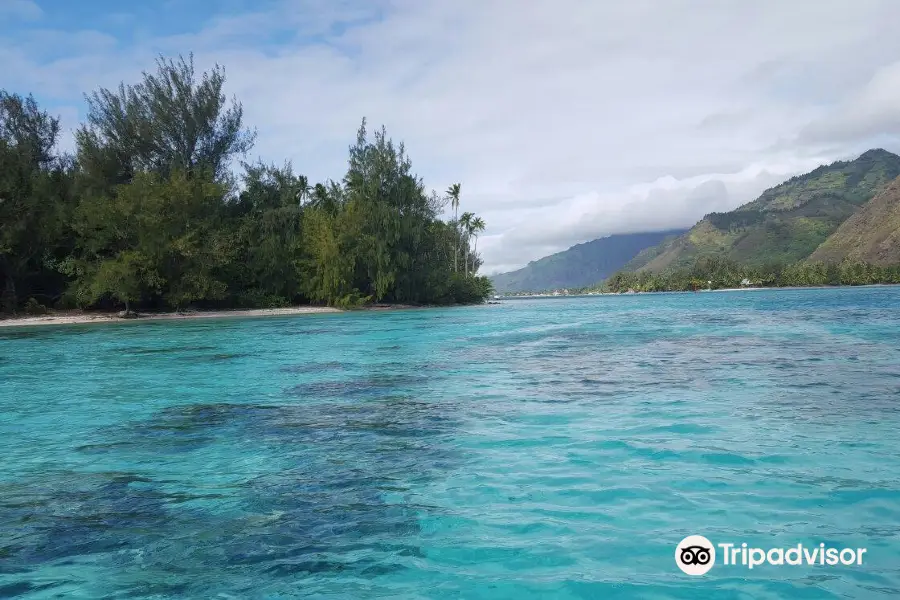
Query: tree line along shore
493,259,900,296
1,54,493,320
595,257,900,293
497,257,900,296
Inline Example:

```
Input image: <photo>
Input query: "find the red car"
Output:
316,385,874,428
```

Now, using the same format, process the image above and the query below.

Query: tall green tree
76,53,255,188
68,55,255,311
225,162,310,305
0,91,74,311
342,119,436,302
67,171,230,310
459,211,474,277
446,183,461,272
470,215,485,275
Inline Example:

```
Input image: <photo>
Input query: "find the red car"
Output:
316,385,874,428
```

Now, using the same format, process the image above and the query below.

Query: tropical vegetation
0,55,492,315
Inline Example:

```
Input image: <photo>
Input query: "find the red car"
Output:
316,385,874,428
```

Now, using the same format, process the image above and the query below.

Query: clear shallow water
1,288,900,599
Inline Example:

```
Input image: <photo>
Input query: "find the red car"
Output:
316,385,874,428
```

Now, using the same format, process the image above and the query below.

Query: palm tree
470,216,485,275
296,174,311,205
459,211,474,277
446,183,461,272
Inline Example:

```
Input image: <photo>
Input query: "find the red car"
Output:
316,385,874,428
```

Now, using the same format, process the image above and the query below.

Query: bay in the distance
1,287,899,598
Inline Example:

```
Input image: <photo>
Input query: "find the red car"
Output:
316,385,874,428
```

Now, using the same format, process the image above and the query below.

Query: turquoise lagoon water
1,287,900,598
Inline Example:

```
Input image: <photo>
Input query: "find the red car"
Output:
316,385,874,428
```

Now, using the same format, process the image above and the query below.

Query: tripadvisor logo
675,535,715,575
675,535,867,576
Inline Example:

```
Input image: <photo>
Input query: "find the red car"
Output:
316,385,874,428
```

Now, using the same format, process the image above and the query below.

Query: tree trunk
464,235,469,278
1,274,16,314
473,237,478,275
119,299,138,319
453,210,459,273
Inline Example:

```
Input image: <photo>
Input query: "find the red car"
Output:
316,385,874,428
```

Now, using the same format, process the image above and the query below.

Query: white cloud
5,0,900,272
476,157,830,273
799,60,900,146
0,0,42,21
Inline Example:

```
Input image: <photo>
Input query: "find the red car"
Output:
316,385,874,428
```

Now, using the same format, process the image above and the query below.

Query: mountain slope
491,229,687,293
628,149,900,272
807,175,900,265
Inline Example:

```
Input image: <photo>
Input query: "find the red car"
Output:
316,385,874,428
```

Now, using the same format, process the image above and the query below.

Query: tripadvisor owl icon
675,535,716,575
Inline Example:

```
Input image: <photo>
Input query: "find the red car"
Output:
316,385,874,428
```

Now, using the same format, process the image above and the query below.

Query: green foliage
333,292,374,310
76,54,255,186
0,56,492,314
705,210,764,230
448,274,494,304
70,171,230,309
24,297,47,315
79,250,160,309
0,91,76,311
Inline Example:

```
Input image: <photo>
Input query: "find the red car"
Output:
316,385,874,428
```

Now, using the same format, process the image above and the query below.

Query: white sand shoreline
0,306,342,329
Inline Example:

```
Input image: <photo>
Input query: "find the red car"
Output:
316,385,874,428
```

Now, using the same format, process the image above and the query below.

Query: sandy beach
0,306,342,328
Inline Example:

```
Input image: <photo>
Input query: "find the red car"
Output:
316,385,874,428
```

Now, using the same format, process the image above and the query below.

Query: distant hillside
621,232,685,272
490,229,687,293
628,149,900,272
808,175,900,265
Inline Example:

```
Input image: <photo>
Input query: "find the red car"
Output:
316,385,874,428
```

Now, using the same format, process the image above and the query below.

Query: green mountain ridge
807,174,900,265
627,149,900,272
490,229,687,293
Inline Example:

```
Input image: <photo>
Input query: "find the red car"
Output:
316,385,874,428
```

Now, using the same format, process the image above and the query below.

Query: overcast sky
4,0,900,274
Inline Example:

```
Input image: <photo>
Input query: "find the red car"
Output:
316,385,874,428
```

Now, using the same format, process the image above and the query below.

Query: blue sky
4,0,900,273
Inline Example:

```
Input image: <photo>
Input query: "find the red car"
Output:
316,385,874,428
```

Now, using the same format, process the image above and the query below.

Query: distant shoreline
0,306,343,329
499,283,900,298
